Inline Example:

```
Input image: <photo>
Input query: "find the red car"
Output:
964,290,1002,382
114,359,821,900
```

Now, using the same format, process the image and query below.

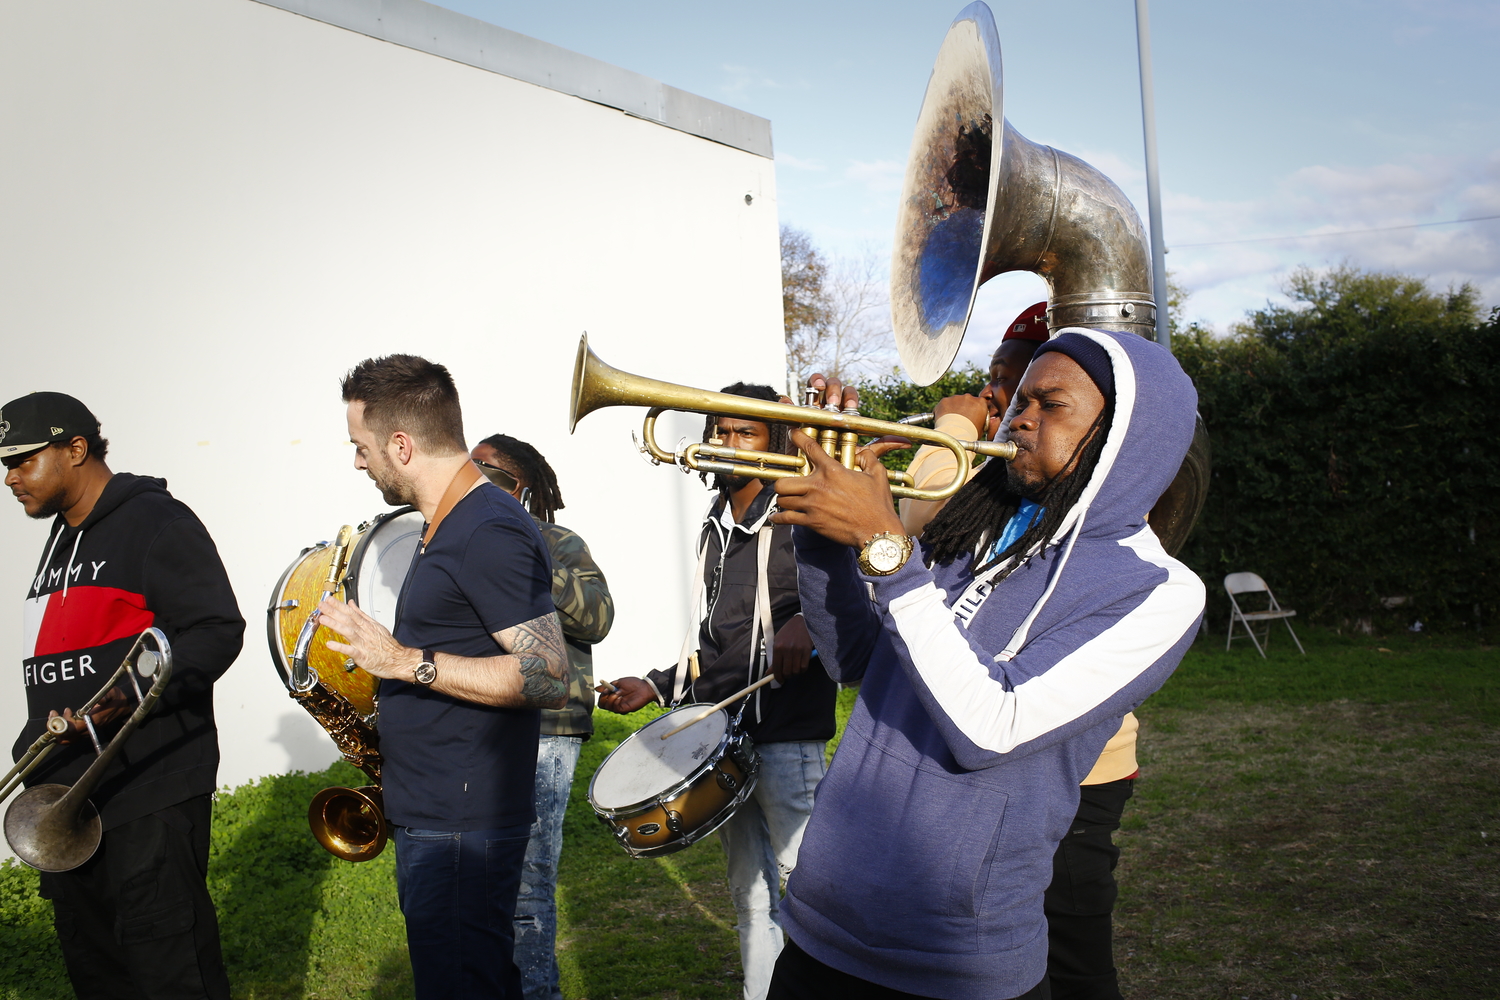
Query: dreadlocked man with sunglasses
766,330,1205,1000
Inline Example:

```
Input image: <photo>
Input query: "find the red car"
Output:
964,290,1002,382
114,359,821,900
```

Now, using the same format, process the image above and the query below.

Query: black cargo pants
39,794,230,1000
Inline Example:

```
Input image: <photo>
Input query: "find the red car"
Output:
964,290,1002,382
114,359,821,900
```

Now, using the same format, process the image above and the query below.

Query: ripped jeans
716,740,827,1000
512,735,583,1000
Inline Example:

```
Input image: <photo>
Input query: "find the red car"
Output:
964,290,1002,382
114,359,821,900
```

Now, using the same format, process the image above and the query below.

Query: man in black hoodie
2,391,243,1000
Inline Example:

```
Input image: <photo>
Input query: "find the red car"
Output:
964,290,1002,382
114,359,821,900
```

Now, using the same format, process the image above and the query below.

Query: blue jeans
716,740,828,1000
394,823,532,1000
513,735,583,1000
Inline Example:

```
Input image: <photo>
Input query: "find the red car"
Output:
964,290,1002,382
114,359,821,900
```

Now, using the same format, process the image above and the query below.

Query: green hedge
853,268,1499,634
1175,269,1498,632
855,363,986,472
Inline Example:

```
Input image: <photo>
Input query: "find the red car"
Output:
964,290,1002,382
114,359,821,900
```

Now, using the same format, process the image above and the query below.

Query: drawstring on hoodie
32,522,86,605
34,524,65,597
996,510,1088,661
62,530,84,605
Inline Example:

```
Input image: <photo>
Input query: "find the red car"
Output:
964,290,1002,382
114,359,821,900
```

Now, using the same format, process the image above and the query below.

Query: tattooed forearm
502,612,568,709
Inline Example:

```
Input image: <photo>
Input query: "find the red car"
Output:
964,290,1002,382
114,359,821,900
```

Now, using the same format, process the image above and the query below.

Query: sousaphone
891,2,1209,554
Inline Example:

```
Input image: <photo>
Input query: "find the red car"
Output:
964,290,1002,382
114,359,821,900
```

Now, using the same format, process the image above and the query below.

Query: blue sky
434,0,1499,369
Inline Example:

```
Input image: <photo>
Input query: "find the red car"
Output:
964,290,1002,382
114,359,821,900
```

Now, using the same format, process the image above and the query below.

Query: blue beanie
1032,332,1115,403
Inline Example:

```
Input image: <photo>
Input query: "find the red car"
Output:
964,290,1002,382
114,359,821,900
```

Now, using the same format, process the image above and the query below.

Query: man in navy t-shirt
318,354,569,1000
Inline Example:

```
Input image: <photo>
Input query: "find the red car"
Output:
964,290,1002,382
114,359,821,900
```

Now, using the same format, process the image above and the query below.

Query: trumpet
569,336,1015,502
1,628,172,872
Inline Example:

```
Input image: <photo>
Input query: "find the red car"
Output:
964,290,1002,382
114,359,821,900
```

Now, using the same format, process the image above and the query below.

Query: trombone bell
1,628,173,872
3,784,102,873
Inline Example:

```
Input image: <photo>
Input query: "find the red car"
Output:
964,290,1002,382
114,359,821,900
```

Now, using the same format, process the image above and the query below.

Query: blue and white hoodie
783,329,1206,999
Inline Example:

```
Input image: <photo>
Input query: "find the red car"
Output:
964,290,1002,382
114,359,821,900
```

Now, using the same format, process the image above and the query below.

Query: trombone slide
2,628,173,872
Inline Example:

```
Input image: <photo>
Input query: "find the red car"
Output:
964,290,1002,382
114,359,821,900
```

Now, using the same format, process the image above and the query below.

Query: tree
854,363,987,473
781,225,829,355
781,226,896,386
1175,266,1496,631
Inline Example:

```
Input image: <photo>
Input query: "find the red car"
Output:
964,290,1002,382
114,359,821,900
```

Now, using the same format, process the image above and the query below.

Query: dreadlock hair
923,395,1114,583
476,433,564,523
699,383,791,491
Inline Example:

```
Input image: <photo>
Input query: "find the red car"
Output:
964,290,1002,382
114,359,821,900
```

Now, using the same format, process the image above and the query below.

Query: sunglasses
475,461,531,507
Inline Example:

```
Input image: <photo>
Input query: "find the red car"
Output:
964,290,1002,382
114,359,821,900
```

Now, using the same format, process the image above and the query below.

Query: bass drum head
590,705,729,812
345,507,424,631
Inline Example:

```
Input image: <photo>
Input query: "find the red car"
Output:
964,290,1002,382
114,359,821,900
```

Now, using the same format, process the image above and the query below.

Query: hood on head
1048,328,1198,542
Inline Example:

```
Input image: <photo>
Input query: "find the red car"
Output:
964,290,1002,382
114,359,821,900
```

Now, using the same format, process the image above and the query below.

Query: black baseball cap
0,392,101,461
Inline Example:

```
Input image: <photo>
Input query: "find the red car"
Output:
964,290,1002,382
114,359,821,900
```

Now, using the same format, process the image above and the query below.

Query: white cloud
717,63,792,97
1163,149,1500,329
844,159,905,194
776,152,826,171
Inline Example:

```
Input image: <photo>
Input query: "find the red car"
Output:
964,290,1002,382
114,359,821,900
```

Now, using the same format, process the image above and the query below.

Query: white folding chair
1224,572,1305,657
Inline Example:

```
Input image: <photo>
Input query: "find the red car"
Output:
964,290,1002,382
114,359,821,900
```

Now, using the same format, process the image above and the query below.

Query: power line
1172,213,1500,250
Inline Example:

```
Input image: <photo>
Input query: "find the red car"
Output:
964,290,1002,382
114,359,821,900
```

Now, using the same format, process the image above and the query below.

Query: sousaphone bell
891,2,1209,553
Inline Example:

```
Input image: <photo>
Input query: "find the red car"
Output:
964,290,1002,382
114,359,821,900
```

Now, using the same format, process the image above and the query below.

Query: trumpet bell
4,783,102,873
309,785,388,862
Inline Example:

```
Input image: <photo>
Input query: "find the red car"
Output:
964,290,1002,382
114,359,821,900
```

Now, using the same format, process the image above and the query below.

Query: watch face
868,535,905,572
414,661,437,685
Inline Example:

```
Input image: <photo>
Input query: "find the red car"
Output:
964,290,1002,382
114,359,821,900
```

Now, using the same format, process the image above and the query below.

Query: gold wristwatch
858,531,914,576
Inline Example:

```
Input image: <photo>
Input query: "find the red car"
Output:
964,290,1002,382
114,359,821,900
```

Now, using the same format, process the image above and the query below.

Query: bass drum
588,704,760,859
266,507,425,718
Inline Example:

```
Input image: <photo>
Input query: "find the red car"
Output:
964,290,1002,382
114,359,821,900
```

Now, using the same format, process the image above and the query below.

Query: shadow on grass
558,707,744,1000
366,947,416,1000
209,766,344,997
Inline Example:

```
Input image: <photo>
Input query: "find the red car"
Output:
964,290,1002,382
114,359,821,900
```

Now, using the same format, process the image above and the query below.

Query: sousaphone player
2,391,244,1000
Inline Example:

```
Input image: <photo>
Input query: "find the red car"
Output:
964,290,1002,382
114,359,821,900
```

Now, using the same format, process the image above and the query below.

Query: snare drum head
345,507,423,630
591,706,730,811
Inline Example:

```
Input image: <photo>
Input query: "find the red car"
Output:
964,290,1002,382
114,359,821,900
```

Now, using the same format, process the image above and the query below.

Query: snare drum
267,507,425,718
588,704,759,858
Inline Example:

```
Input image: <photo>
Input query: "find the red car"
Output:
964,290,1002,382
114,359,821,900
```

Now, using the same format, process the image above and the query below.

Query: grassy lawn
0,624,1494,999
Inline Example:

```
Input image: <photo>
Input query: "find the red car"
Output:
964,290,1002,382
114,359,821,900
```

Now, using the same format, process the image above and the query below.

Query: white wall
0,0,783,833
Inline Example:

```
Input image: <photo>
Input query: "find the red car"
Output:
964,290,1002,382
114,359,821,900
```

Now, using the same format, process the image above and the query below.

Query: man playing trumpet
765,331,1205,1000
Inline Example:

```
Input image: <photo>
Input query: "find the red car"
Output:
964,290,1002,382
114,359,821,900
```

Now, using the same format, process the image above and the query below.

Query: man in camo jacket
472,433,614,1000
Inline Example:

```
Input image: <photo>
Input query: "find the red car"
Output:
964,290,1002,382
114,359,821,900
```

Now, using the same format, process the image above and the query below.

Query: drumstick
659,675,776,740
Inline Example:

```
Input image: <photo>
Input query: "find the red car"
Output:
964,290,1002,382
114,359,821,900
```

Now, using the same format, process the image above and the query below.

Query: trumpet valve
818,426,839,458
839,406,860,468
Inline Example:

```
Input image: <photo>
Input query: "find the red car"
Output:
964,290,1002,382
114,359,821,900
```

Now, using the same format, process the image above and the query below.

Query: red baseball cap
1002,301,1049,343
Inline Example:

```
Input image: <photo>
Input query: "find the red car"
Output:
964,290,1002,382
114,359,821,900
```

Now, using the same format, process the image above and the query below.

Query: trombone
569,335,1015,502
1,628,173,872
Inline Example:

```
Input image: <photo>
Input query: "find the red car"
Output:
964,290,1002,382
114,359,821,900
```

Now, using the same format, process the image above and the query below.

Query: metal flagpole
1135,0,1170,351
